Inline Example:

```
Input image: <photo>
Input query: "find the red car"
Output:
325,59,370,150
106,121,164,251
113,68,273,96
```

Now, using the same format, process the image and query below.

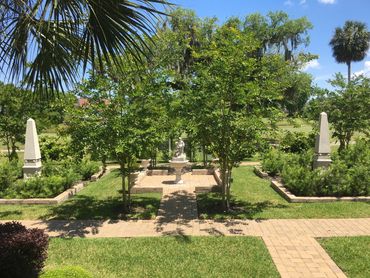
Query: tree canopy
329,20,370,83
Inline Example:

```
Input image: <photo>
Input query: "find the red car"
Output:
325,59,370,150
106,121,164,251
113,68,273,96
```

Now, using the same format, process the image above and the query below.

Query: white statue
175,137,185,157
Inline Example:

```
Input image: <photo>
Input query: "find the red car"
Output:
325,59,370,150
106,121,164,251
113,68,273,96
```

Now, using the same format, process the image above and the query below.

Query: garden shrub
338,139,370,168
5,175,78,199
0,161,22,196
279,141,370,197
279,131,315,153
40,266,93,278
281,164,318,196
39,135,71,161
261,148,287,176
1,158,99,198
0,221,48,278
348,165,370,196
75,159,100,180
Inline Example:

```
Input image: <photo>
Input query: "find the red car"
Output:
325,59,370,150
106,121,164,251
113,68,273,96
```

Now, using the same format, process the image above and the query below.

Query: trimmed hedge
0,222,49,278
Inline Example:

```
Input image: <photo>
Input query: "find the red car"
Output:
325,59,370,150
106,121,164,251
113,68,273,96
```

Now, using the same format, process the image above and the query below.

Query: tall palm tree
0,0,170,98
329,20,370,83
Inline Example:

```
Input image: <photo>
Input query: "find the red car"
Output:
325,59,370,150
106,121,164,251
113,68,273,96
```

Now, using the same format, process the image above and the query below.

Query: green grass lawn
276,118,313,134
319,237,370,278
197,166,370,220
0,170,161,220
43,237,279,278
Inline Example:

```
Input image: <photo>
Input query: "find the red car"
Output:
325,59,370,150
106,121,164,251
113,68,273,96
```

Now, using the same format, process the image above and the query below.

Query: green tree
329,20,370,83
305,74,370,152
65,57,168,212
0,82,74,160
192,22,288,209
243,11,313,61
0,0,169,97
243,12,315,115
0,83,30,160
282,72,312,116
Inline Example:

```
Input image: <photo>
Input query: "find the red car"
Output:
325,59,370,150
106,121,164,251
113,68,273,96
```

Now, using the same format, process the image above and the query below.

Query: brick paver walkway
156,186,198,221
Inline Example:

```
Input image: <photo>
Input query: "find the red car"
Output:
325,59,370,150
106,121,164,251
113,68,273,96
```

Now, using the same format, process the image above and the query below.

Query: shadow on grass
42,195,160,221
197,192,287,220
0,210,22,218
37,194,160,237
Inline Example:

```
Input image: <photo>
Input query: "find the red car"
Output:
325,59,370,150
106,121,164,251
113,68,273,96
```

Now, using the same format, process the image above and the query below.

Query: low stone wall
213,169,222,187
254,166,370,203
0,167,105,205
192,169,214,175
253,166,269,179
147,169,168,176
131,187,163,194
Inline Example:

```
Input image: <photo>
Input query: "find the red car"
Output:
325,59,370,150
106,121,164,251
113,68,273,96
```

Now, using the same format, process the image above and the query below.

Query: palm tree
329,20,370,83
0,0,170,98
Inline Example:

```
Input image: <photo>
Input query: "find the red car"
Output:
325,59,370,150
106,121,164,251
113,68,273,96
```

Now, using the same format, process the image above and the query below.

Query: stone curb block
147,169,169,176
192,169,214,175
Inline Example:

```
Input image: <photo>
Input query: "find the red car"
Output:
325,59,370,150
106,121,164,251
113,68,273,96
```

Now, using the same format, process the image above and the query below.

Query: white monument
169,137,188,184
313,112,332,169
23,118,42,178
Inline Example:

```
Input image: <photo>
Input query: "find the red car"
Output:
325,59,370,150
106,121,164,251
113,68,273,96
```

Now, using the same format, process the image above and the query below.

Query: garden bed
0,167,104,205
254,166,370,203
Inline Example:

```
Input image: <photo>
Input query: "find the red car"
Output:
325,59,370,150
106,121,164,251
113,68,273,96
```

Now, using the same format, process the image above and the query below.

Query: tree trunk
120,160,128,213
220,160,228,211
345,132,352,149
127,159,132,210
10,140,18,161
338,138,346,153
202,144,207,167
188,141,193,162
347,61,351,84
226,168,232,210
102,156,107,173
5,136,11,162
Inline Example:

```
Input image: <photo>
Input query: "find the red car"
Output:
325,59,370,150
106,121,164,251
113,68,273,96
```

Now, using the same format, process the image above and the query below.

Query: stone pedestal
23,118,42,178
313,154,332,169
140,159,151,171
169,155,188,184
313,112,332,169
129,172,140,188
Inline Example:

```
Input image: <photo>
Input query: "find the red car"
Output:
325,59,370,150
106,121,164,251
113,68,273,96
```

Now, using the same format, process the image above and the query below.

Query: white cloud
303,59,321,71
283,0,308,7
354,60,370,77
284,0,294,6
318,0,336,4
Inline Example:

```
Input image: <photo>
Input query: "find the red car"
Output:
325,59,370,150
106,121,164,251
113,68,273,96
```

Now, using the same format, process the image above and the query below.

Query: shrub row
262,140,370,197
0,159,100,198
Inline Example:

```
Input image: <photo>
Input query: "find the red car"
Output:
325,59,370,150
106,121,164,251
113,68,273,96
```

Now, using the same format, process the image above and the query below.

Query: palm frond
0,0,171,99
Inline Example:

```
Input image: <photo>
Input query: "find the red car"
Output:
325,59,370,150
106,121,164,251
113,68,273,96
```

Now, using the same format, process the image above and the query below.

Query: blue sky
171,0,370,88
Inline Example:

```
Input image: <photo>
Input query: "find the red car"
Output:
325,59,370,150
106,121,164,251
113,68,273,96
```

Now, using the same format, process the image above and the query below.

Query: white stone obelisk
313,112,332,169
23,118,42,178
